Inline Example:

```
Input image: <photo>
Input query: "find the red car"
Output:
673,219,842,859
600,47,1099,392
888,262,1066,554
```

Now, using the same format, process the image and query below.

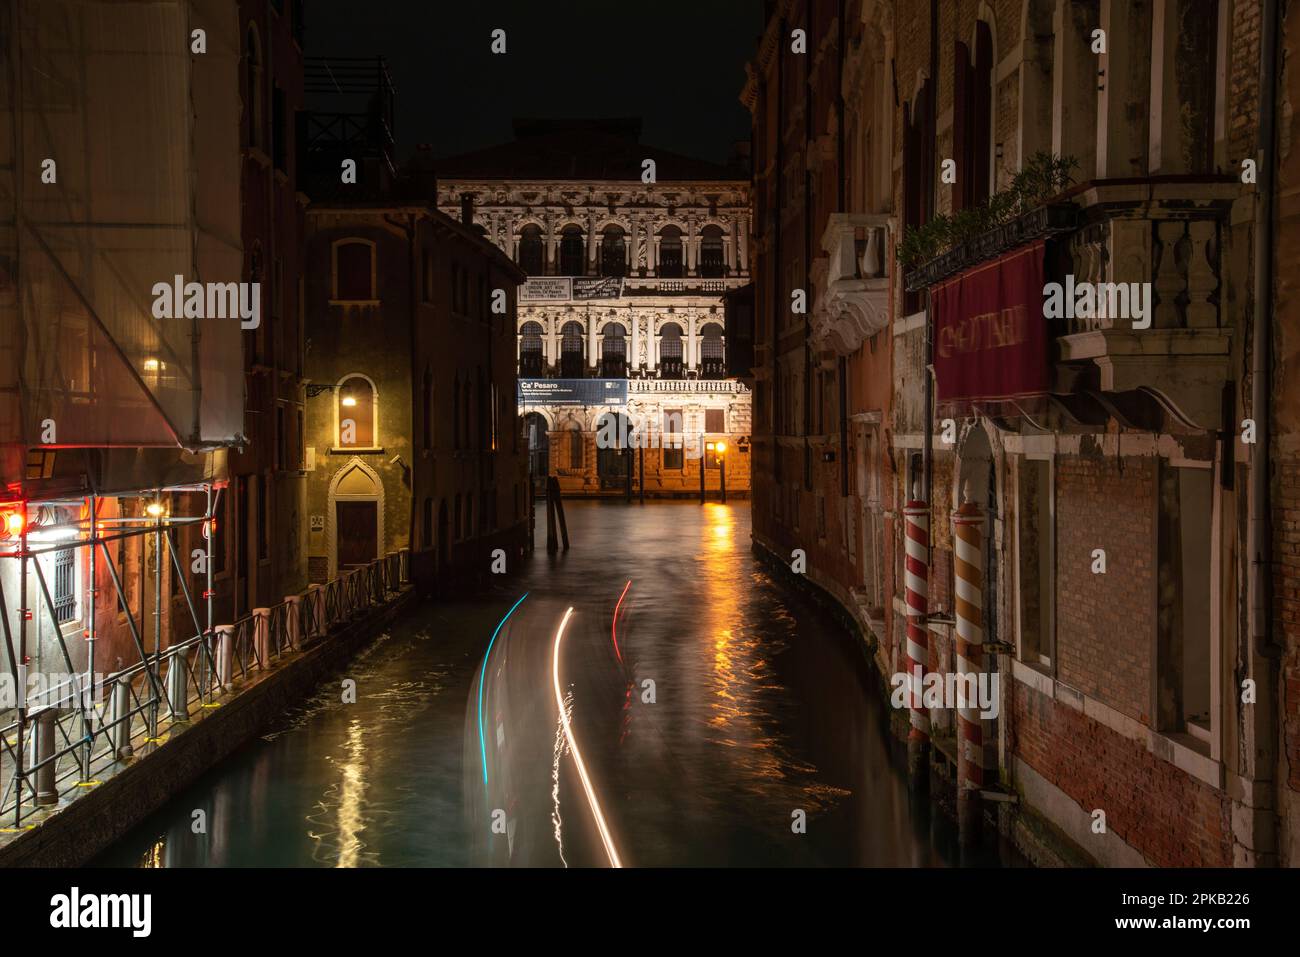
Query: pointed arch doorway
327,458,385,579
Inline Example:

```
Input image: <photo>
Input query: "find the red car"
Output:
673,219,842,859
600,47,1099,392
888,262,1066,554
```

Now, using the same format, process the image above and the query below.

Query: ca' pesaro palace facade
743,0,1300,866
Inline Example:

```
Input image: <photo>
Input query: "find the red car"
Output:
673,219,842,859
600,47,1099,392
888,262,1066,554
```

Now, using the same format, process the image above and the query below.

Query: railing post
285,595,303,650
167,646,190,722
111,676,134,760
253,608,271,669
215,624,236,691
309,584,325,637
31,708,58,806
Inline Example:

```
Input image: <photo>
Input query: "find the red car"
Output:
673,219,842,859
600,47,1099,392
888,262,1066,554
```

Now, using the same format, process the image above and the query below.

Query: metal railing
0,549,410,827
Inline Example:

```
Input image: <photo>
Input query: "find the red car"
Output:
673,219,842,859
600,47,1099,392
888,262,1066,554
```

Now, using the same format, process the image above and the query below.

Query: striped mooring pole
902,494,930,785
952,494,985,843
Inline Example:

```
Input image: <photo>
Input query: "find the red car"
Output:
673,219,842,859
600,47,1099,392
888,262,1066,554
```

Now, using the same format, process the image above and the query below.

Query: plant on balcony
895,152,1079,271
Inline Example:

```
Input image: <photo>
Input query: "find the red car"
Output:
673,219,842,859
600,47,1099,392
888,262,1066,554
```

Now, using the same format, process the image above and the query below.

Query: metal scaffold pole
83,493,96,783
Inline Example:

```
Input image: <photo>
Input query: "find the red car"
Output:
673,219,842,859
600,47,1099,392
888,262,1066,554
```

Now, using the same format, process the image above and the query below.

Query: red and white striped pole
902,493,930,783
952,492,984,842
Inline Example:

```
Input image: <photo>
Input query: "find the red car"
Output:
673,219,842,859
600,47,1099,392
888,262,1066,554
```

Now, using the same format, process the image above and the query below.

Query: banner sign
518,378,628,407
572,277,623,299
932,238,1048,412
519,277,625,301
520,278,571,301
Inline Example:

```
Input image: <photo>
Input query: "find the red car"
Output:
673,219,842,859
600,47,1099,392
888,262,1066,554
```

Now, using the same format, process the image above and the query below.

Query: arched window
560,321,585,377
567,421,583,469
422,367,433,450
658,322,684,378
902,78,935,314
560,225,585,276
520,321,544,376
600,322,627,377
699,225,725,278
600,226,627,278
452,374,461,449
954,20,994,210
463,376,473,450
337,375,376,448
245,26,263,149
658,226,683,277
699,322,725,378
333,239,375,301
518,225,544,275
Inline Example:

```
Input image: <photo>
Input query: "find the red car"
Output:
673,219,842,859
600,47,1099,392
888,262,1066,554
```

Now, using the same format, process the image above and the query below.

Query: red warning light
0,504,24,538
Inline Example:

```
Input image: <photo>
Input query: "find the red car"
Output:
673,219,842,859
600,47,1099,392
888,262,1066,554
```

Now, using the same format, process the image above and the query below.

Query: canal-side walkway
0,566,414,867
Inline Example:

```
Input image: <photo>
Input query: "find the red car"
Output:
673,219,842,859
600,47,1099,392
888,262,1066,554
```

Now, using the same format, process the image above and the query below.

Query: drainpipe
922,0,939,509
1244,0,1281,865
385,212,419,560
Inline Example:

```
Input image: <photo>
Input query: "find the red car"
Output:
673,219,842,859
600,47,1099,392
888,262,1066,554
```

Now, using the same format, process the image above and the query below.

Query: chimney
460,193,474,226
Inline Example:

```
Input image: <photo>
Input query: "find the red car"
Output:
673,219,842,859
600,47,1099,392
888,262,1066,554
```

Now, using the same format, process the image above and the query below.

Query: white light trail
551,606,623,868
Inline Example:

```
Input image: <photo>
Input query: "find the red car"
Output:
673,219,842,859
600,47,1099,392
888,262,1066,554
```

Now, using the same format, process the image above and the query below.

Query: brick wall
1229,0,1262,165
1013,681,1233,866
1055,453,1155,722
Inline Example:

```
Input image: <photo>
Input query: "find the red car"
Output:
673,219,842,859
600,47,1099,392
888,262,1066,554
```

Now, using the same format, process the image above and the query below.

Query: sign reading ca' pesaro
518,378,628,407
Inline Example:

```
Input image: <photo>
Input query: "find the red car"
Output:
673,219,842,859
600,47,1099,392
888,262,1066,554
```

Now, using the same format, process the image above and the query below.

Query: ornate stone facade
437,137,754,497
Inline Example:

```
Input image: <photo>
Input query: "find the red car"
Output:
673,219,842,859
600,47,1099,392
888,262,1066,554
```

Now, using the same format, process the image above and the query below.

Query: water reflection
103,501,1019,868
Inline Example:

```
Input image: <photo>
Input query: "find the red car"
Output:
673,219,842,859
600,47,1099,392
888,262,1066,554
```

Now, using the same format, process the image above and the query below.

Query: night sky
305,0,764,165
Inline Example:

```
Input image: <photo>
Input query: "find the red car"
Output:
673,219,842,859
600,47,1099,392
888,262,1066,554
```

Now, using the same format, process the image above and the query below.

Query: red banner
932,239,1047,413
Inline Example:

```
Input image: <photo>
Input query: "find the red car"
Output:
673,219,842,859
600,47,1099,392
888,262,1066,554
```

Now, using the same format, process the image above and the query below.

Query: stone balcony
810,213,891,356
1056,179,1237,429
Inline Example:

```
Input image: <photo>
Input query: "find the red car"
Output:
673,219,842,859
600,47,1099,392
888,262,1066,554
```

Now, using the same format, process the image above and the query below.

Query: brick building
222,0,310,621
746,0,1290,867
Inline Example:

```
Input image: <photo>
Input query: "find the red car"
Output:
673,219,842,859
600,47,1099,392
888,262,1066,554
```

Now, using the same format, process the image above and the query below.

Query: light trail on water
551,606,623,868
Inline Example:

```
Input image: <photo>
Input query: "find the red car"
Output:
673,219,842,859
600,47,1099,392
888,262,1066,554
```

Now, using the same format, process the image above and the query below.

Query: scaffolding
0,480,410,826
0,0,268,830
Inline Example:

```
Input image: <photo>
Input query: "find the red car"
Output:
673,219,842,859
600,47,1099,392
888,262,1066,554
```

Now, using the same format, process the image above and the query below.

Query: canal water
98,501,1019,867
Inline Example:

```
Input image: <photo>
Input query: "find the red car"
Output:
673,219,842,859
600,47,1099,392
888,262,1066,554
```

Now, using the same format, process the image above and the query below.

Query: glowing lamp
145,501,165,518
341,396,357,407
716,442,727,454
2,508,24,537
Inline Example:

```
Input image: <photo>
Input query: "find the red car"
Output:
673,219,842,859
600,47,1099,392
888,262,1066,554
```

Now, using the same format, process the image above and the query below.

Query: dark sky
306,0,764,165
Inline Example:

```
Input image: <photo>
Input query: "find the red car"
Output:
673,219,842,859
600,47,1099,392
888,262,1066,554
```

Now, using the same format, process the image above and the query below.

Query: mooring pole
953,490,985,846
698,434,706,505
903,490,930,791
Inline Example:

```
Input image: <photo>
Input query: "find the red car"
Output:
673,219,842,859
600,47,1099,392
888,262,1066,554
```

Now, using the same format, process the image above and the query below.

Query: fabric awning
932,238,1048,418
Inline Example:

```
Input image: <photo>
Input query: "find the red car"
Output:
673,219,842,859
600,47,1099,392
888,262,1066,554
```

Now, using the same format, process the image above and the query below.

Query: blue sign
518,378,628,407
